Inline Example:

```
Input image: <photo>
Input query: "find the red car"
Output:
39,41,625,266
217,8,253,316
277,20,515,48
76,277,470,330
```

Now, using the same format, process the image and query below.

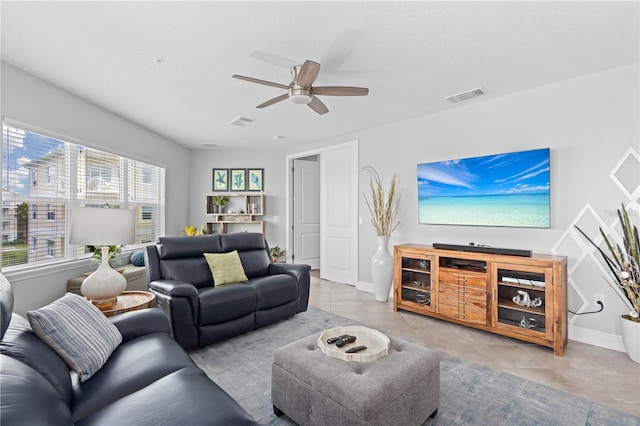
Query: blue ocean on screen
419,193,550,227
417,148,551,228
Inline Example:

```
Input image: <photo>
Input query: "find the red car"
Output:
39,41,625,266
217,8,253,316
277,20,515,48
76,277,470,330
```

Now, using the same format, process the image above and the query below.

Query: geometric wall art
552,147,640,328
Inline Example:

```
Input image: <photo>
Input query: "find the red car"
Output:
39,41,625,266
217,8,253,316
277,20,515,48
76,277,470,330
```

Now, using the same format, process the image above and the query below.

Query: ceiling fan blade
250,50,297,69
296,60,321,87
256,93,289,108
232,74,290,90
307,96,329,115
313,86,369,96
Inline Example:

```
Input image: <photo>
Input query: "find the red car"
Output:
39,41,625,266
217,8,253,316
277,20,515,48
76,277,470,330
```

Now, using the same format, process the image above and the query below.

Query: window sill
2,249,142,283
3,257,95,283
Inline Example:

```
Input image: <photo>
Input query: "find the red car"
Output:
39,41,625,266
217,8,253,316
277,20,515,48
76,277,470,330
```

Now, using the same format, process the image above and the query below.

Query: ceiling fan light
290,94,312,105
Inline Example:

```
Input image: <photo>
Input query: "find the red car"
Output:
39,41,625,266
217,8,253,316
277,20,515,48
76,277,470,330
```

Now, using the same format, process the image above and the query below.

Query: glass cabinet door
398,256,434,311
493,263,553,339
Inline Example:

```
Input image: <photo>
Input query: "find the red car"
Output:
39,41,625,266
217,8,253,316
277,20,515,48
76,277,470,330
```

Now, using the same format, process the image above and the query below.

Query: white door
293,157,320,269
320,143,358,285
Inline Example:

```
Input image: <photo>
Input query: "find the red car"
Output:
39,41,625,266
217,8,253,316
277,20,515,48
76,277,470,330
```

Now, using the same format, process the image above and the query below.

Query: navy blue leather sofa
145,233,311,349
0,274,256,426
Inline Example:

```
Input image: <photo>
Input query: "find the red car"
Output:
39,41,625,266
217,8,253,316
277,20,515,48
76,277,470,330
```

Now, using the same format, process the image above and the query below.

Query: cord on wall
569,301,604,315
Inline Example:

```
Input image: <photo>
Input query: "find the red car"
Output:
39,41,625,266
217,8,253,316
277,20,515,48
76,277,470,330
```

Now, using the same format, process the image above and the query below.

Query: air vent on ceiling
229,116,255,127
444,87,485,103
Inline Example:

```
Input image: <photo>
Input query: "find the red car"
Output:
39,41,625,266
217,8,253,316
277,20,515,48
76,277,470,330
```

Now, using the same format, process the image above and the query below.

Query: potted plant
212,196,229,213
362,166,401,302
270,246,286,263
575,203,639,363
88,245,122,267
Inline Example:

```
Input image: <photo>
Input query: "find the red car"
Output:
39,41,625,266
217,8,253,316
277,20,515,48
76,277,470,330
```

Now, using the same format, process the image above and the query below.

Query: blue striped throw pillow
27,293,122,382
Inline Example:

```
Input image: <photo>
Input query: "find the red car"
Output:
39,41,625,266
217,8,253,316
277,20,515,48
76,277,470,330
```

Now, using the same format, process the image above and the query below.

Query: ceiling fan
232,60,368,115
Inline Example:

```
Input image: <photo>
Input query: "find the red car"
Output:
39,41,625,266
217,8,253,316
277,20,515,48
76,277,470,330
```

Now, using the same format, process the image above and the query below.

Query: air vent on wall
229,116,255,127
444,87,485,103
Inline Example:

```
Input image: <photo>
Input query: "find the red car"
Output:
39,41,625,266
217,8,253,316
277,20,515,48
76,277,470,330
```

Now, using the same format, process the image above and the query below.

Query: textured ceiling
1,1,638,150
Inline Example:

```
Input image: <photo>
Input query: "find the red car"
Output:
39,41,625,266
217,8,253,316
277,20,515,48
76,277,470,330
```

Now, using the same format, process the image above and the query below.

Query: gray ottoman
272,332,440,425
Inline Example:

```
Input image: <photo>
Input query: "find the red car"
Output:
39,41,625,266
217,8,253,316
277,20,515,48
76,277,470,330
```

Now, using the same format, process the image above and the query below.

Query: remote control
335,335,356,348
326,335,348,344
345,345,367,353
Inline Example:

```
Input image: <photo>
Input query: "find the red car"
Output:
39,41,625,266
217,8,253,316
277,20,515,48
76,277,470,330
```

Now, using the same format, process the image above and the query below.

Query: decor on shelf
69,206,135,309
205,193,266,235
230,169,246,191
270,245,285,263
362,166,401,302
247,168,264,191
575,203,640,363
213,168,229,191
212,196,229,213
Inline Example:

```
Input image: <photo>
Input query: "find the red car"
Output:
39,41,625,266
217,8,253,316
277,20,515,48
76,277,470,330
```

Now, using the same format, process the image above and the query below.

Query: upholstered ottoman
272,332,440,425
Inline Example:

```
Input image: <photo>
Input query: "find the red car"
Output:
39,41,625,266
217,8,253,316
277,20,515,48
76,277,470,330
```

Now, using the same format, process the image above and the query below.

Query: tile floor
307,271,640,417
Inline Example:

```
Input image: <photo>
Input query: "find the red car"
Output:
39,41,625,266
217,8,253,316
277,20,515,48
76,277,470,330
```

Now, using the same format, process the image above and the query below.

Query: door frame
285,141,359,281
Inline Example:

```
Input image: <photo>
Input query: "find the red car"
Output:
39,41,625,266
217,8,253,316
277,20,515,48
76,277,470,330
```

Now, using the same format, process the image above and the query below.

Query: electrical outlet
594,293,605,307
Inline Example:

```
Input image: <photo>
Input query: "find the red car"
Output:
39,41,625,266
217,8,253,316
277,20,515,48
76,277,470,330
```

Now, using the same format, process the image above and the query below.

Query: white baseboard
568,324,626,353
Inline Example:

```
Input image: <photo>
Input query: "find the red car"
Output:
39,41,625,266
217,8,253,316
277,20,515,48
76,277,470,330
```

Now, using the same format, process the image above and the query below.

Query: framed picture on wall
212,168,229,191
230,168,246,191
247,168,264,191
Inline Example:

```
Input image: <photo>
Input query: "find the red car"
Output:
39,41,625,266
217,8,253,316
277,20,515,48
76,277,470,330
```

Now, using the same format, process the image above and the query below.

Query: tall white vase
621,315,640,364
371,236,393,302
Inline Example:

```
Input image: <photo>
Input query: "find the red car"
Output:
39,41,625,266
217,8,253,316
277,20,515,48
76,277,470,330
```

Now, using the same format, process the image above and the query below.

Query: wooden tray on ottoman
318,326,390,362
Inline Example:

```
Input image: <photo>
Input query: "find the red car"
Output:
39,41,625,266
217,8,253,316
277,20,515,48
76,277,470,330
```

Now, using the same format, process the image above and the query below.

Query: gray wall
188,148,287,248
1,63,191,314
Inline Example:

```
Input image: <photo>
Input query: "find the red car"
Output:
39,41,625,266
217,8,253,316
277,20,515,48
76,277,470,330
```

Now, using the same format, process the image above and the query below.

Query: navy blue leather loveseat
145,233,311,349
0,274,256,426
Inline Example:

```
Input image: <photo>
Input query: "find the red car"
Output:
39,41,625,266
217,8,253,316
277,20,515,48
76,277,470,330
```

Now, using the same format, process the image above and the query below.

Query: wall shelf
205,193,265,235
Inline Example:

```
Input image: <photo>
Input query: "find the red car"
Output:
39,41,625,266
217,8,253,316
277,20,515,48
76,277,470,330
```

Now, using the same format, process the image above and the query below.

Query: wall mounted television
417,148,550,228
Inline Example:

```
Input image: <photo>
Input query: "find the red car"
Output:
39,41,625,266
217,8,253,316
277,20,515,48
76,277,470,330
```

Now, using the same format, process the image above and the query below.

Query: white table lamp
69,207,135,308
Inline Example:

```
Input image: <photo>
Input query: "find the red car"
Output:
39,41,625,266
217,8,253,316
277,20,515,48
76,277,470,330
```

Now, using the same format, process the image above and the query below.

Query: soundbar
433,243,532,257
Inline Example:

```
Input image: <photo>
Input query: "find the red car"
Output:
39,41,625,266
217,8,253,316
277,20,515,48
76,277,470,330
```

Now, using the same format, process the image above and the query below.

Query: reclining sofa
0,274,256,425
145,232,311,349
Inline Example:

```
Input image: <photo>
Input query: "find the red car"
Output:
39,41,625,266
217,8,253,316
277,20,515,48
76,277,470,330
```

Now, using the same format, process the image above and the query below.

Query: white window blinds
1,123,165,270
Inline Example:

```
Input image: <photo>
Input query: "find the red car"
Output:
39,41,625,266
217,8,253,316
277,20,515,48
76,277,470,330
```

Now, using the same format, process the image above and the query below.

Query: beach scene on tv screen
417,148,550,228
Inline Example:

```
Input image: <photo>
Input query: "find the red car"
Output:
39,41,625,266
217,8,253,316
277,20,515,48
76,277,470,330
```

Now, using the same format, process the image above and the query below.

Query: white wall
288,63,639,350
188,148,287,248
1,63,191,313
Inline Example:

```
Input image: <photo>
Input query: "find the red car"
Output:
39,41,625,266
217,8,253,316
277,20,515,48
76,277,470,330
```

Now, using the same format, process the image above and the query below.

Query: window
1,123,166,270
141,206,152,220
46,204,56,221
46,239,55,257
47,165,56,184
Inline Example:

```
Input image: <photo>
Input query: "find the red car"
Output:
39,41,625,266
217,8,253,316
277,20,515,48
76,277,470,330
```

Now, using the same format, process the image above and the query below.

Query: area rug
189,308,639,425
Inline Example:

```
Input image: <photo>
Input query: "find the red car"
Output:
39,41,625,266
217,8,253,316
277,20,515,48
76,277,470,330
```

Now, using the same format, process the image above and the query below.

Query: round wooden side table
97,291,155,317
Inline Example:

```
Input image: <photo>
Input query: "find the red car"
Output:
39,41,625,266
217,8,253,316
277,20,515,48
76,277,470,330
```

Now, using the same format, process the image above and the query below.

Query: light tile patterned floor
307,271,640,417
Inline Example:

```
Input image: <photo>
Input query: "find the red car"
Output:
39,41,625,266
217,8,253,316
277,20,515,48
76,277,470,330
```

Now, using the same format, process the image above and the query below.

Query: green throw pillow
204,251,248,286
